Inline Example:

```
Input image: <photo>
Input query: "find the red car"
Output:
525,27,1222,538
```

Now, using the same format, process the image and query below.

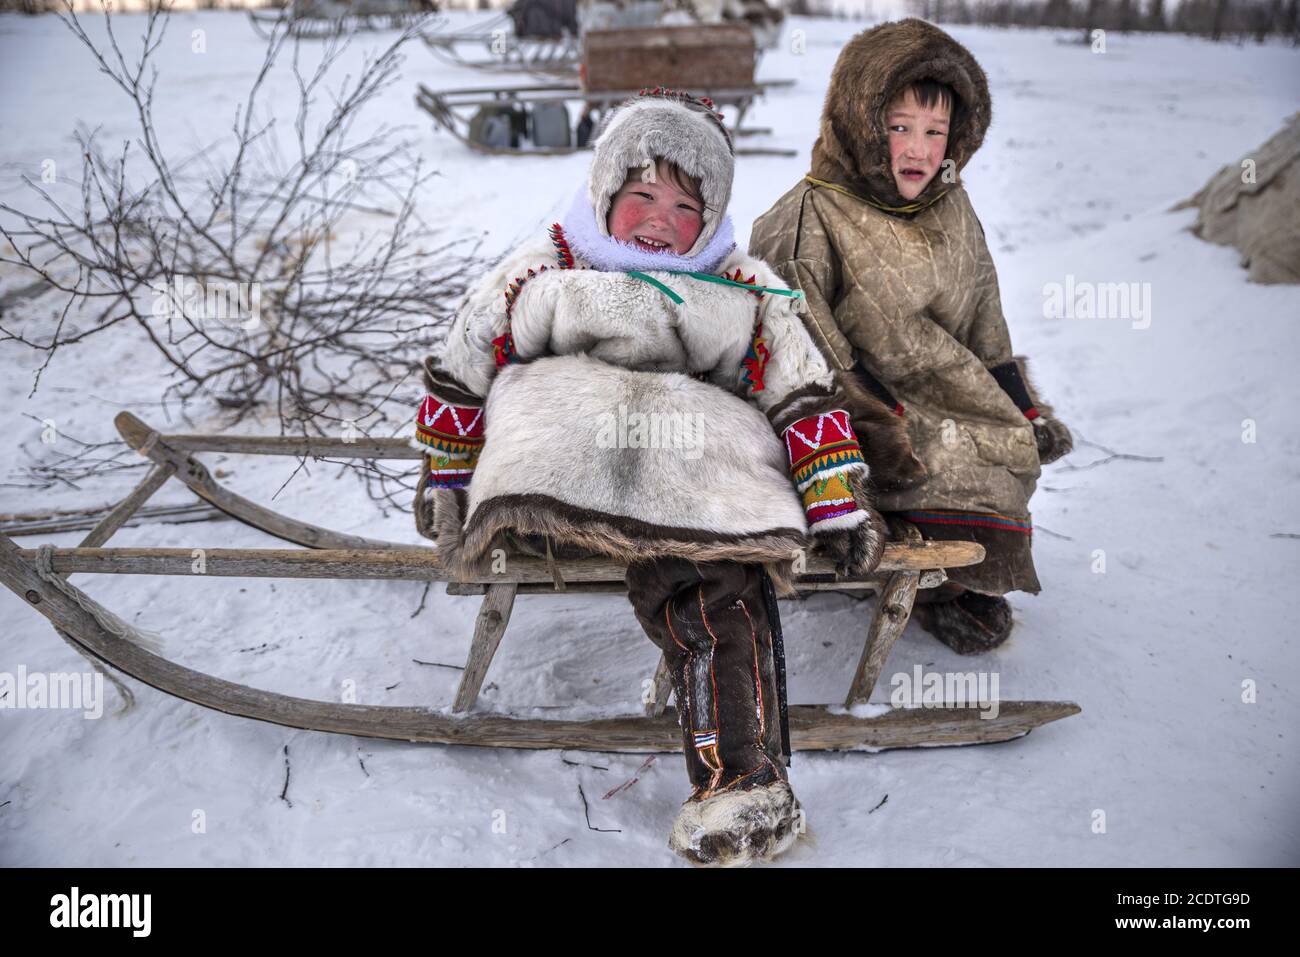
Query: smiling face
886,86,952,201
606,162,705,255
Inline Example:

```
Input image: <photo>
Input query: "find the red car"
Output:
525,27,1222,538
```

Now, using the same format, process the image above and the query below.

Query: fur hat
811,19,992,210
586,89,736,258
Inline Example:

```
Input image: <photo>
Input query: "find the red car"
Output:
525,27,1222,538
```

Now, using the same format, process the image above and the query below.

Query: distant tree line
905,0,1299,43
4,0,1295,43
0,1,266,12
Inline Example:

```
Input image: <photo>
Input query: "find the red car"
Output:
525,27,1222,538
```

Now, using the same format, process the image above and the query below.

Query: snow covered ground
1,9,1297,866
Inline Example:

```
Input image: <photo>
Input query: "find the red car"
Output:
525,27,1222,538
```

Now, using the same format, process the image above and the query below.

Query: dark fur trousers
625,557,789,798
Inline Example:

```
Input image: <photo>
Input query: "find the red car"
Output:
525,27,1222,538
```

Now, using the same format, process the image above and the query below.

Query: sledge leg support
844,522,925,708
38,458,178,710
453,582,518,712
80,462,177,549
645,653,673,718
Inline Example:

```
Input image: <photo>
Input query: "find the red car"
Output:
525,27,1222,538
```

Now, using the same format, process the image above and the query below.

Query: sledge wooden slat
0,532,1080,751
23,541,984,583
1,503,224,538
79,462,177,549
444,570,947,596
115,412,410,550
150,432,419,460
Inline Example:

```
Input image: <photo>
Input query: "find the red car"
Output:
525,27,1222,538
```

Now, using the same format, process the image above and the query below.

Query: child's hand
514,270,676,330
1033,417,1073,465
810,469,888,576
815,500,889,577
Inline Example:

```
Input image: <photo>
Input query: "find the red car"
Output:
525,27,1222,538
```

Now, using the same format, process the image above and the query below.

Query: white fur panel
467,354,808,537
510,269,756,379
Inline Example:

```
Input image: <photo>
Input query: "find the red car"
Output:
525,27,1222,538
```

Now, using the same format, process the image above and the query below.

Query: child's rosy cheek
675,211,702,237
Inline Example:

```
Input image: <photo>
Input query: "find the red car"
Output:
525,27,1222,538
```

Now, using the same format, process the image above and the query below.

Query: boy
750,19,1074,654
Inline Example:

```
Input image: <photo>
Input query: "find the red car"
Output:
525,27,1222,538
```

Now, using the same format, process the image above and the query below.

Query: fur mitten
411,356,484,543
1033,417,1074,465
1013,355,1073,465
810,470,888,576
991,356,1074,466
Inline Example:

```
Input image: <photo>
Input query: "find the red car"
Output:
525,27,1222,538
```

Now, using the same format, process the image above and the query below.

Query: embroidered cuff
412,394,484,490
783,409,868,531
424,448,480,490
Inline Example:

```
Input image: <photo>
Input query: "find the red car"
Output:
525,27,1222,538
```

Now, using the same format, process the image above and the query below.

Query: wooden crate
581,24,756,93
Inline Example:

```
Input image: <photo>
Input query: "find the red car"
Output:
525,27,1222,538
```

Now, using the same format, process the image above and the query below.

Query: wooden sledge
0,411,1080,752
421,16,582,77
415,81,797,157
248,5,438,42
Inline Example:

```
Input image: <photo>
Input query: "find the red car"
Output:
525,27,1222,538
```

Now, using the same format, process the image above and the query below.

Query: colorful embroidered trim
720,268,762,298
414,395,484,455
801,471,860,526
791,444,865,491
415,395,484,490
901,509,1034,535
549,222,575,269
497,265,550,369
784,410,865,490
783,410,866,528
740,319,770,392
637,86,727,129
678,271,782,395
693,728,722,774
492,223,578,370
425,451,479,490
491,328,517,368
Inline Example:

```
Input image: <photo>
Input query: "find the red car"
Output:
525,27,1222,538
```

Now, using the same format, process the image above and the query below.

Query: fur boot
668,780,804,867
913,588,1014,655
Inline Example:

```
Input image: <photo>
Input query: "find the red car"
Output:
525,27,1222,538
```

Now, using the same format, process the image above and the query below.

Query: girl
411,90,912,865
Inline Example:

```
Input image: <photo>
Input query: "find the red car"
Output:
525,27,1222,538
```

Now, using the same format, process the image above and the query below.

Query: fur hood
810,18,992,210
587,91,736,257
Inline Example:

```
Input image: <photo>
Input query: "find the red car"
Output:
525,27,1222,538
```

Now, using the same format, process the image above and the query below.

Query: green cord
626,271,684,304
682,272,806,300
625,270,806,304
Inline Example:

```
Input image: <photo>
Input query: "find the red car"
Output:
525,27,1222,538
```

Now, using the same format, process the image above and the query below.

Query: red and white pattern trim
412,395,485,456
